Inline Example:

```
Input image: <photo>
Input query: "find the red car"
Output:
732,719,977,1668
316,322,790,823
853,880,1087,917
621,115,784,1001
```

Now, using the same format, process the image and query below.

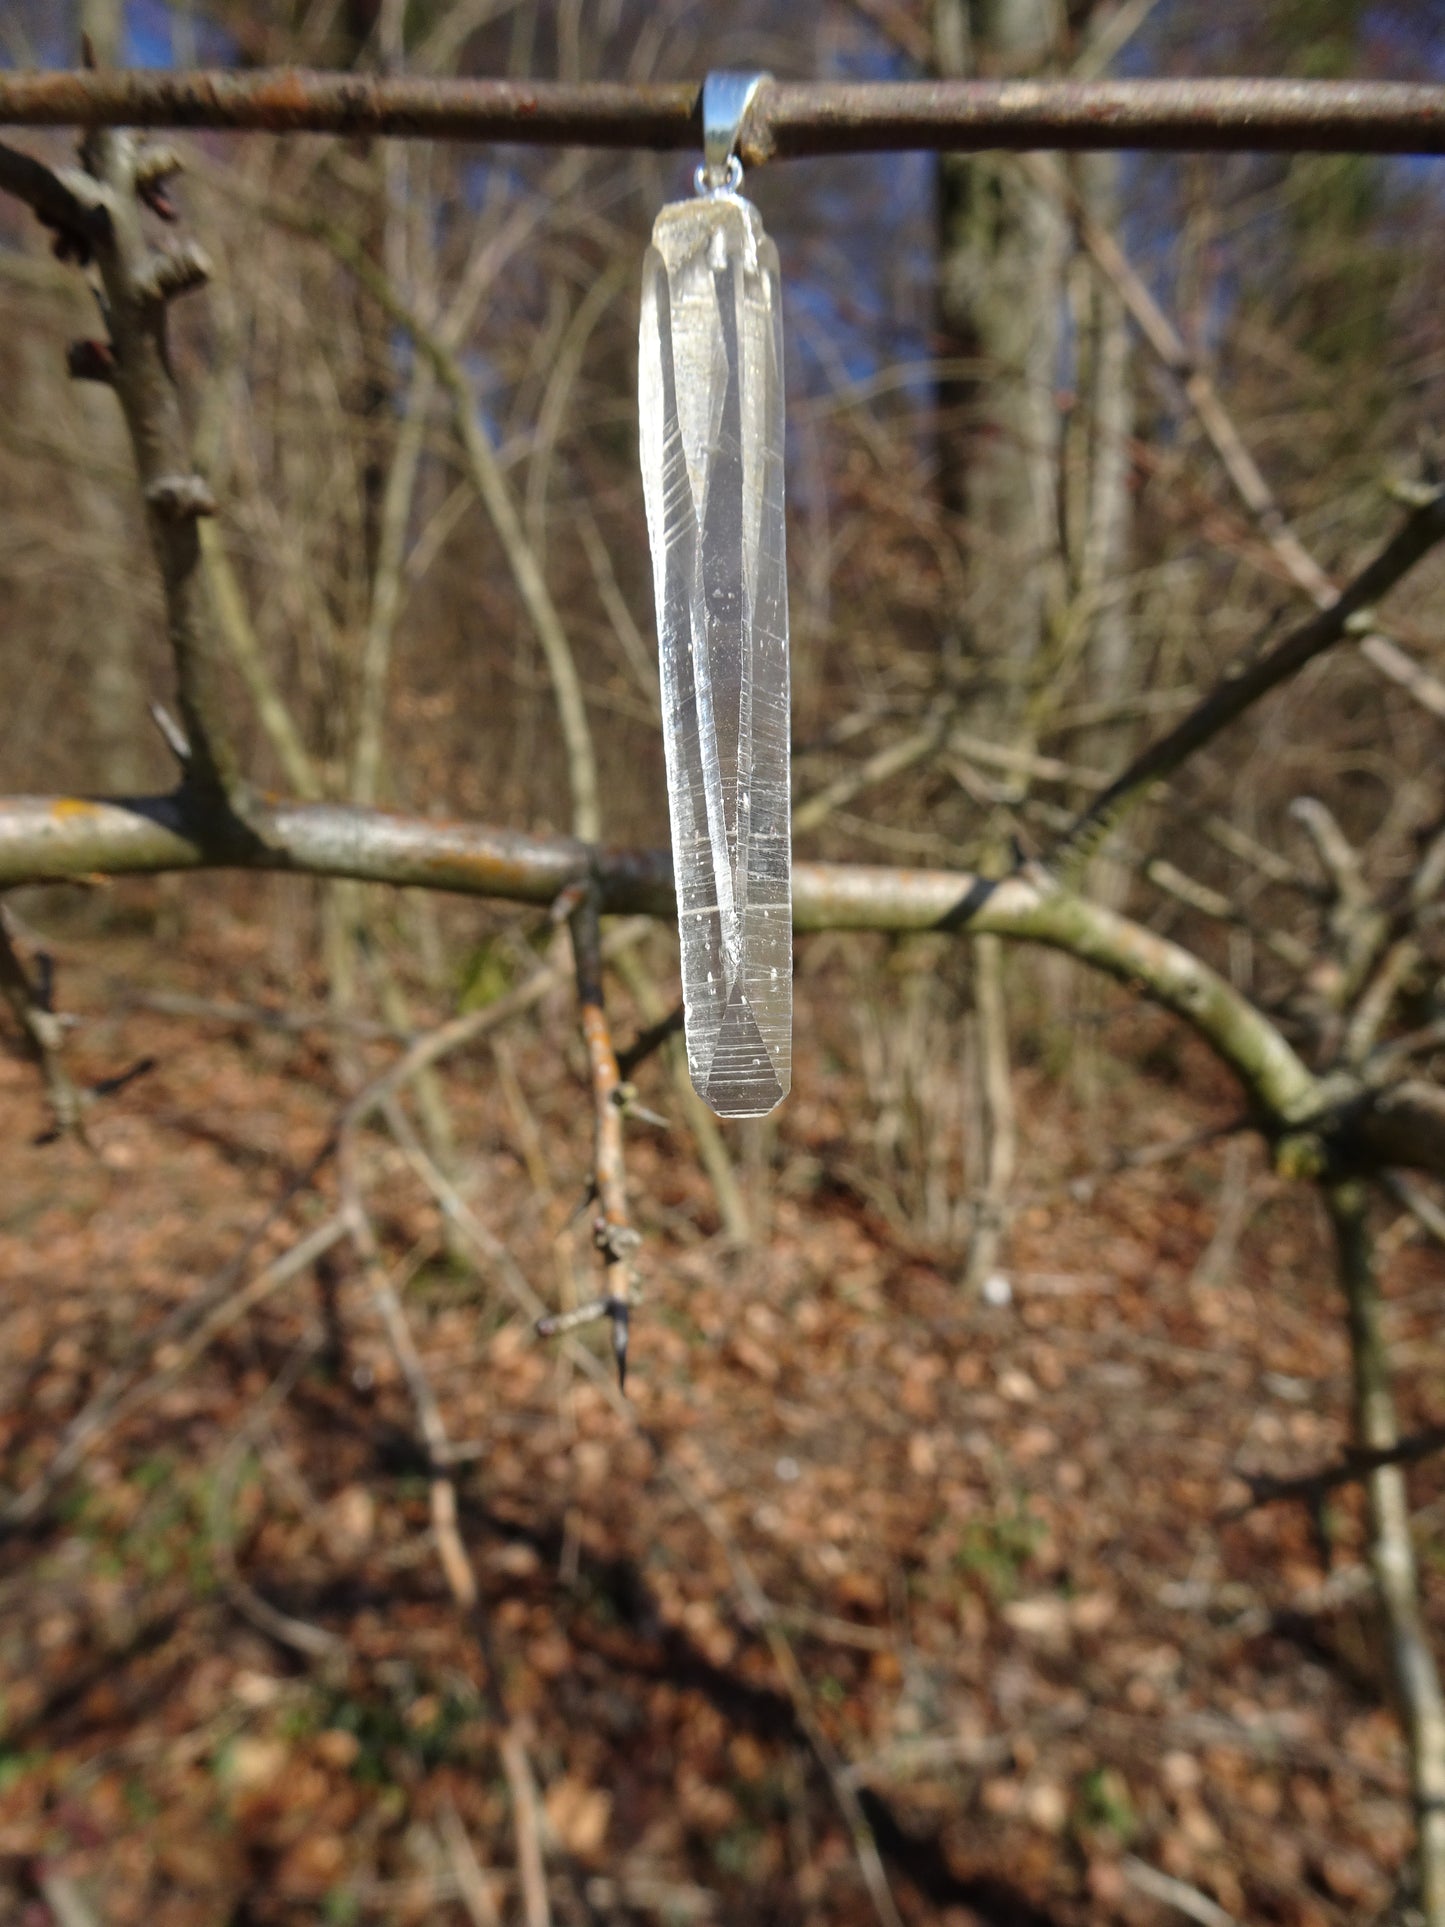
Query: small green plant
132,1452,177,1494
1074,1767,1138,1845
312,1680,477,1783
123,1775,161,1819
952,1502,1045,1602
712,1823,765,1878
0,1745,45,1794
456,936,516,1012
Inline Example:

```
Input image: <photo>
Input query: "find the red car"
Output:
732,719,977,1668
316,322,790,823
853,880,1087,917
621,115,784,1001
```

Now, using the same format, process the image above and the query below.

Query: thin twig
117,986,410,1041
1121,1856,1241,1927
1328,1179,1445,1926
336,1126,554,1927
795,710,952,835
963,936,1016,1293
1229,1424,1445,1514
616,1001,685,1081
1052,488,1445,864
209,1342,345,1661
0,136,109,245
498,1725,552,1927
338,1150,477,1612
437,1799,503,1927
32,1868,102,1927
0,901,84,1138
1039,148,1445,725
0,1209,348,1529
1382,1172,1445,1248
567,887,638,1385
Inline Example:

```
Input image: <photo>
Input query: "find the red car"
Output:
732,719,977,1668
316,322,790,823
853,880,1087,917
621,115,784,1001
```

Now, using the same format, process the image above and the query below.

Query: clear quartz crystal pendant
638,75,791,1119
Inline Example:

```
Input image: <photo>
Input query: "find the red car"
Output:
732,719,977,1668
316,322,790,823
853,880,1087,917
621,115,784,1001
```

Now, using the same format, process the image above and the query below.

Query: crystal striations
640,190,791,1118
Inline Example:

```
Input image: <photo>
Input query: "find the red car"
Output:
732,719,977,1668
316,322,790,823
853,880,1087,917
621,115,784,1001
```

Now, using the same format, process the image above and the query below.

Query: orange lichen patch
50,797,101,817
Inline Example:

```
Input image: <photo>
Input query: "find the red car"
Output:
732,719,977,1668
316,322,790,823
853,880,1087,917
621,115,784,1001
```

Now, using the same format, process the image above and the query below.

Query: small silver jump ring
694,154,744,198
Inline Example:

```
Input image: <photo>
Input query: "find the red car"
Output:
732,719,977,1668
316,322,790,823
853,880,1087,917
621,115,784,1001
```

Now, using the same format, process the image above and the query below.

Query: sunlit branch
10,788,1445,1175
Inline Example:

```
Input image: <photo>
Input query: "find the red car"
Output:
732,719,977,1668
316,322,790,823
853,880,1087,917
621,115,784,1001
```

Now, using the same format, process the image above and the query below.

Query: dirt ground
0,886,1440,1926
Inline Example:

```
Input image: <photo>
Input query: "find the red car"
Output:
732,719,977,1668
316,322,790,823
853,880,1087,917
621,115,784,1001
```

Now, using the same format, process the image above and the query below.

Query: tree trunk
933,0,1067,1286
934,0,1067,719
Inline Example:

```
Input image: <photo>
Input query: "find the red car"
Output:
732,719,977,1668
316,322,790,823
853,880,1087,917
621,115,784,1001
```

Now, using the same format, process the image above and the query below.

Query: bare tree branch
0,136,108,250
1054,488,1445,863
242,180,602,842
8,790,1445,1173
64,128,250,823
1231,1424,1445,1512
0,792,1321,1122
1035,149,1445,724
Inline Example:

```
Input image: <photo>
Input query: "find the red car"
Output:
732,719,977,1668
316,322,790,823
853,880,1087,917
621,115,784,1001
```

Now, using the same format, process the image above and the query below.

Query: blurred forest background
2,1,1445,1924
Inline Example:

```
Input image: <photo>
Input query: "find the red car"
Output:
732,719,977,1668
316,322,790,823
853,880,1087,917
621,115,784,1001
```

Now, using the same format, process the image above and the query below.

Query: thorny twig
563,886,639,1386
392,1132,906,1927
616,1000,685,1081
0,923,656,1531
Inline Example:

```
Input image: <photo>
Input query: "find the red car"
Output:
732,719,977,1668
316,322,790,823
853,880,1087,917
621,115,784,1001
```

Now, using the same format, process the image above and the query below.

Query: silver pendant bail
698,70,769,195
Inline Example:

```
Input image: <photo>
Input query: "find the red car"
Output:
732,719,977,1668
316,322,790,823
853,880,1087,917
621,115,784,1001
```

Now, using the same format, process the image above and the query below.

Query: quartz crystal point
640,189,791,1118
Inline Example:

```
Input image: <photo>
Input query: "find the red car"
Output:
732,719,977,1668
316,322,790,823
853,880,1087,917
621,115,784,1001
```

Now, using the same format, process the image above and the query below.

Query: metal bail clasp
697,70,769,197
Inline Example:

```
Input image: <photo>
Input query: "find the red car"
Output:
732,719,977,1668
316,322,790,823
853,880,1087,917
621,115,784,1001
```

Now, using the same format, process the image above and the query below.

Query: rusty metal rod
0,72,1443,155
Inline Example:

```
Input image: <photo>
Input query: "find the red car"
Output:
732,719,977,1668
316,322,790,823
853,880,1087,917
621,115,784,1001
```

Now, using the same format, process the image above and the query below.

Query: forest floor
0,882,1441,1927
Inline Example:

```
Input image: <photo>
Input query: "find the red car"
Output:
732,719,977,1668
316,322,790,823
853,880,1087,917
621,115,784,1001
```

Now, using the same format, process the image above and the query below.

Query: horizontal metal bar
0,71,1442,155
